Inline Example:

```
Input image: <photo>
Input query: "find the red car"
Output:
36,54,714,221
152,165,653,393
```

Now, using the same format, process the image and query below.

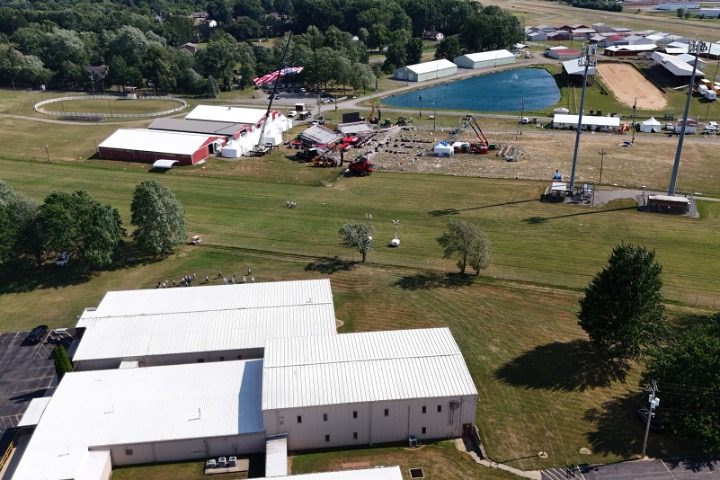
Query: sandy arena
596,63,668,110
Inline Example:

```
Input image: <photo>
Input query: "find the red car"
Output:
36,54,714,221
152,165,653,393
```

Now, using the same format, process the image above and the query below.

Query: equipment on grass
461,114,490,154
345,155,374,176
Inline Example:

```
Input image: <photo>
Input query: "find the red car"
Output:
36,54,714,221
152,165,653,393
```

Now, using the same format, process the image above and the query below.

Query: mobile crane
462,114,490,154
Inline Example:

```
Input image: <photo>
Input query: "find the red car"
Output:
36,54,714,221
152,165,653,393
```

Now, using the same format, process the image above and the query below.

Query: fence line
34,95,187,119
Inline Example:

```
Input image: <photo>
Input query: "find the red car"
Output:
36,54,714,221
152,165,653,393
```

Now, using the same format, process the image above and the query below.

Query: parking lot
0,331,58,451
542,459,720,480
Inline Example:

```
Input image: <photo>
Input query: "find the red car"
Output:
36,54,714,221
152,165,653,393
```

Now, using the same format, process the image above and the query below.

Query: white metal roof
262,328,478,410
562,58,596,76
255,466,403,480
265,435,288,477
152,159,179,169
98,129,216,155
403,59,456,74
652,51,704,76
17,396,52,427
455,49,515,63
648,194,690,203
186,105,285,126
553,114,621,127
605,44,657,52
82,279,334,318
74,304,337,363
12,360,264,480
642,117,661,125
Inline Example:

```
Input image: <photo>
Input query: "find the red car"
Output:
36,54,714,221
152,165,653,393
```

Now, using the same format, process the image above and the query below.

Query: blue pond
384,68,560,112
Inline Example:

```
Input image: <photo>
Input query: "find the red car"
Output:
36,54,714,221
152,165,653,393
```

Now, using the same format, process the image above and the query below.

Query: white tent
553,107,570,114
433,142,454,157
640,117,662,133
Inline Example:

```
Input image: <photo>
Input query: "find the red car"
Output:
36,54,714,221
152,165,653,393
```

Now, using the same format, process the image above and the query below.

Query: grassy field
40,98,184,115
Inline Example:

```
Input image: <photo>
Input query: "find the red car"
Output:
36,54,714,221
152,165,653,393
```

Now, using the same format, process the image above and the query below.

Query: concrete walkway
454,438,542,480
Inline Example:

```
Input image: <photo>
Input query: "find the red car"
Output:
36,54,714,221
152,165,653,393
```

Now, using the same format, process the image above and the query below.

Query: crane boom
252,33,293,155
463,115,489,148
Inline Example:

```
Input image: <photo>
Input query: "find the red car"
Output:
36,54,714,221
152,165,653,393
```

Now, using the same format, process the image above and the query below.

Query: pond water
383,68,561,112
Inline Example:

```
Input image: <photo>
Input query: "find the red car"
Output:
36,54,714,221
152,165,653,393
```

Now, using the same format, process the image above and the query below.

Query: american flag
252,66,304,86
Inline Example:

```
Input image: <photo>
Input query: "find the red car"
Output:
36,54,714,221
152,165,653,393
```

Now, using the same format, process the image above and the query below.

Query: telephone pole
631,97,637,144
641,380,660,459
569,44,597,195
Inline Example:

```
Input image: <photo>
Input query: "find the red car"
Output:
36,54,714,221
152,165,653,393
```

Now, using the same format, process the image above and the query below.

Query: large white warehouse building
454,49,516,69
393,59,457,82
73,280,337,370
13,360,265,480
262,328,478,450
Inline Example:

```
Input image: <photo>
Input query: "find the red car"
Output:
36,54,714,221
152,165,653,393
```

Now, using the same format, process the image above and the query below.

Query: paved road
542,459,720,480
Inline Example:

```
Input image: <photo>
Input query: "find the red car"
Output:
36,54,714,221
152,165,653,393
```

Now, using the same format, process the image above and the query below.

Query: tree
195,34,240,89
437,219,491,275
37,190,124,269
207,75,220,97
338,223,374,263
643,315,720,450
53,345,73,380
405,37,424,65
0,181,38,264
578,243,666,361
676,7,685,17
434,36,461,60
130,180,187,255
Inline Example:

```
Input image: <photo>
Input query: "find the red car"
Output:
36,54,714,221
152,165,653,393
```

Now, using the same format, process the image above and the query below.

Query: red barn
98,129,224,166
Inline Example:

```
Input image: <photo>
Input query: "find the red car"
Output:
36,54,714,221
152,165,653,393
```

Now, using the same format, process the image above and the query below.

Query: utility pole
569,44,597,195
419,95,423,118
517,96,525,140
593,148,605,206
631,97,637,144
669,40,705,196
641,380,660,459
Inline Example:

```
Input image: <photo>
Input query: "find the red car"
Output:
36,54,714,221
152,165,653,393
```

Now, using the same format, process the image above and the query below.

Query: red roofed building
546,48,582,60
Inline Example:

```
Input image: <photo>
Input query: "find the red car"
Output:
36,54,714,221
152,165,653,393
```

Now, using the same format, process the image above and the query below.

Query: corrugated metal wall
263,395,477,451
75,347,264,371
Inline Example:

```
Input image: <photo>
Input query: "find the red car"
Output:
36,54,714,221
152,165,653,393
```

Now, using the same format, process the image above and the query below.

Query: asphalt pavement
542,459,719,480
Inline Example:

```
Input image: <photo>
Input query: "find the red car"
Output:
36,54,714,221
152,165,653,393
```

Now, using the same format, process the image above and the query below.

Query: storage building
148,118,250,140
553,114,621,131
651,51,705,76
97,129,223,165
393,59,457,82
262,328,478,451
604,44,658,57
545,48,581,60
454,49,515,69
73,280,337,370
12,360,266,480
562,58,596,85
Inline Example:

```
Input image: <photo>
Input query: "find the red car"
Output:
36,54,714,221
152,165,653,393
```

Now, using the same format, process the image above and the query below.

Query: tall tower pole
569,44,597,194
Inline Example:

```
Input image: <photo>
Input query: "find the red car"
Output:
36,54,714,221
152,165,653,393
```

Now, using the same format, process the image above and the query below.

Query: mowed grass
40,98,184,115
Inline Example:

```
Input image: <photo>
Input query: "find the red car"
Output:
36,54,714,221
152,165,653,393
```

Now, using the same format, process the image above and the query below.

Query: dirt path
596,63,668,110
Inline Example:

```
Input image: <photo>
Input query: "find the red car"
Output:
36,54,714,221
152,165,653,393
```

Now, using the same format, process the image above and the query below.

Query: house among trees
422,30,445,41
178,42,198,54
190,11,209,25
85,65,109,92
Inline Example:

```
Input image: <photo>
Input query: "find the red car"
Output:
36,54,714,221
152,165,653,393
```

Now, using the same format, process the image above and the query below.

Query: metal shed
393,59,457,82
453,49,516,69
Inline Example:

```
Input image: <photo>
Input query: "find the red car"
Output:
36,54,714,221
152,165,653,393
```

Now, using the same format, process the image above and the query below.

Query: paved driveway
542,459,719,480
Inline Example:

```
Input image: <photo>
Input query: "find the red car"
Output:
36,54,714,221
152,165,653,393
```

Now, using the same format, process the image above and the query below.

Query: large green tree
643,315,720,451
338,223,374,263
195,34,241,89
0,181,38,265
37,190,124,268
578,243,666,360
434,36,461,61
131,180,187,255
437,219,491,275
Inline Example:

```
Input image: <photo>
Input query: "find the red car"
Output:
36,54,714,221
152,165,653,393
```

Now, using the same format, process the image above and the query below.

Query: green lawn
40,98,184,115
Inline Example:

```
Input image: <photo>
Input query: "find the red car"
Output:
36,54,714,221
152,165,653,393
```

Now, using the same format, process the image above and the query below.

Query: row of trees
562,0,623,12
0,180,186,270
0,0,522,91
578,243,719,450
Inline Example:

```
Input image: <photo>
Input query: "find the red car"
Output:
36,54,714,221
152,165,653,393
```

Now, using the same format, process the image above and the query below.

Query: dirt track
597,63,668,110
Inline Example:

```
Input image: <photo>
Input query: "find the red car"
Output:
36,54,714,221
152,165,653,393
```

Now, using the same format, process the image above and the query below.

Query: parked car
26,325,49,345
635,407,665,432
55,251,70,267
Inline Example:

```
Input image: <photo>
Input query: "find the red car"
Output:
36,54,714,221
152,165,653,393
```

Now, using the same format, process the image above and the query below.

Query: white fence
34,95,187,120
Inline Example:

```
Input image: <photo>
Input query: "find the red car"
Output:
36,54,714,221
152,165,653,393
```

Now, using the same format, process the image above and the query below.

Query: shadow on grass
0,243,164,295
522,205,637,224
429,199,538,217
495,339,630,391
305,256,357,274
584,392,703,459
394,272,475,290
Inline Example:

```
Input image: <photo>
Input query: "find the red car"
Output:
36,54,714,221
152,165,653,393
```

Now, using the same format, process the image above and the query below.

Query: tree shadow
494,340,630,392
524,216,547,224
584,392,700,459
305,256,357,274
522,205,636,224
394,271,475,290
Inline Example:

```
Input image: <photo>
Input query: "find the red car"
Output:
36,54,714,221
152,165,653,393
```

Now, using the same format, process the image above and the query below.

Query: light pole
641,381,660,459
593,148,606,206
631,97,637,144
419,95,423,118
669,40,706,196
569,44,597,195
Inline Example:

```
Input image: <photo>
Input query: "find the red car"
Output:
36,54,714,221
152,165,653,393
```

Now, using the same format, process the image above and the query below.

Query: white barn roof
652,51,704,76
81,279,333,318
262,328,478,410
17,396,52,427
12,360,263,480
404,59,456,74
74,280,337,363
554,114,621,127
562,58,596,76
98,129,216,155
186,105,284,125
455,49,514,63
255,467,403,480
